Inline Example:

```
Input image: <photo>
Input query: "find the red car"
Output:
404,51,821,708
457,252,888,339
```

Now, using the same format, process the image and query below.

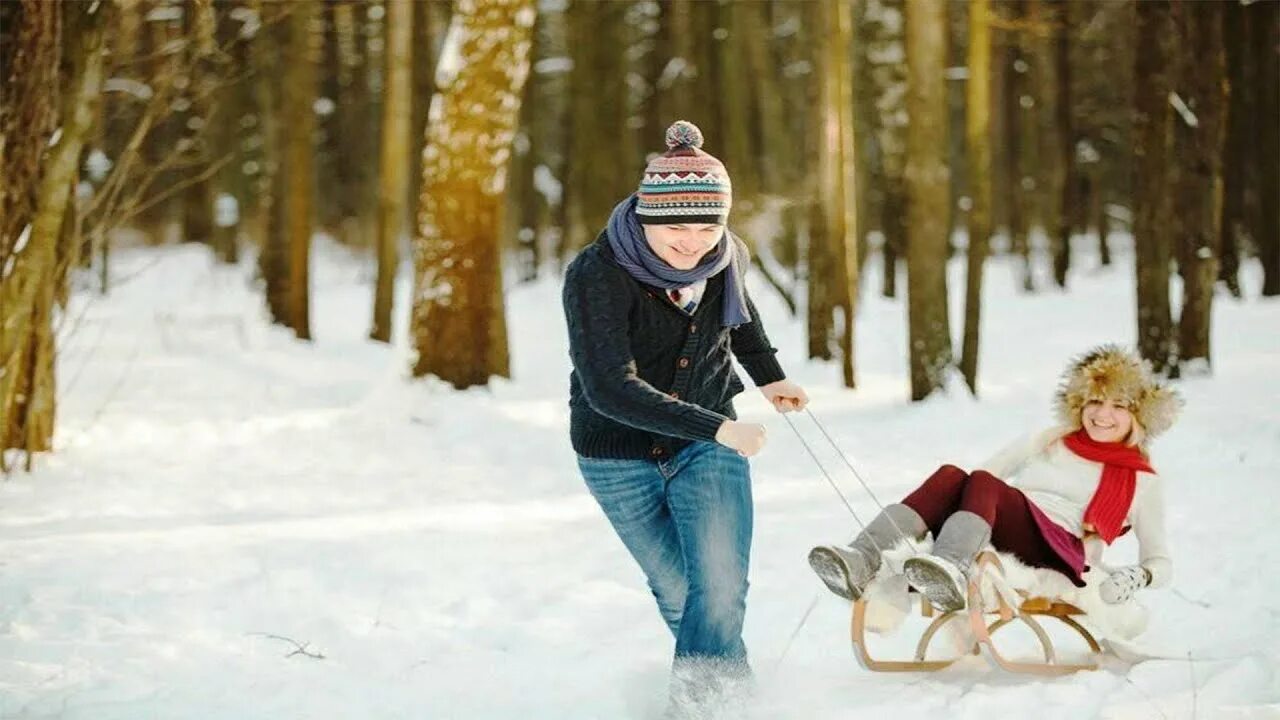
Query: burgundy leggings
901,464,1080,582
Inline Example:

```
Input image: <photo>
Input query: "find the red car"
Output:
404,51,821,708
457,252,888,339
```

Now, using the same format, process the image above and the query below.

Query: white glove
1099,565,1151,605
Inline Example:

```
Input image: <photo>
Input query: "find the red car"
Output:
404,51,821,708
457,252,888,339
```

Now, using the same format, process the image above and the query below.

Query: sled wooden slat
850,551,1104,675
850,596,973,672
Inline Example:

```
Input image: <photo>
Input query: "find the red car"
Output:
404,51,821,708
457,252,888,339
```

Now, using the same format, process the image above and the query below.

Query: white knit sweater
978,426,1172,588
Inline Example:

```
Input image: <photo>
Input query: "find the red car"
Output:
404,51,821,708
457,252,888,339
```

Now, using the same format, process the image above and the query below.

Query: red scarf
1062,429,1155,544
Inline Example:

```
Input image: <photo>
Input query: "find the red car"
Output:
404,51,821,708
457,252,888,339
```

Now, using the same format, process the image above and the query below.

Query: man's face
642,223,724,270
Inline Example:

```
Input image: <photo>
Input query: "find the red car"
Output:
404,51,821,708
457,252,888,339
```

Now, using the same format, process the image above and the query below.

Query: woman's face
1081,397,1136,444
642,223,724,270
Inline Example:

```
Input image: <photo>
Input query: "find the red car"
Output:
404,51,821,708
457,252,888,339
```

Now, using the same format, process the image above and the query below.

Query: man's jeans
577,441,753,672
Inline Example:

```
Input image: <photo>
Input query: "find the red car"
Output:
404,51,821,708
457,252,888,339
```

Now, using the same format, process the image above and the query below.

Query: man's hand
759,379,809,413
715,420,767,457
1098,565,1151,605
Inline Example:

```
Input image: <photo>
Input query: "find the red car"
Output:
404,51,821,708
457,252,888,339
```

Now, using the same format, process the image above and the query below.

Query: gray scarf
605,195,750,327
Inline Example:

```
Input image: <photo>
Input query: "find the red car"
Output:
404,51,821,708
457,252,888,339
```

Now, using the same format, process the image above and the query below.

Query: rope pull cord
780,408,925,560
772,406,928,675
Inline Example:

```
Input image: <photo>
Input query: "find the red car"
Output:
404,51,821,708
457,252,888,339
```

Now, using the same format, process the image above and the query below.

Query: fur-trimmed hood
1053,344,1183,443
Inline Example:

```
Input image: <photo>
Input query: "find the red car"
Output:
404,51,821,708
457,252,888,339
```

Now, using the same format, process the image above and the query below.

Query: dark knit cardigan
562,233,786,460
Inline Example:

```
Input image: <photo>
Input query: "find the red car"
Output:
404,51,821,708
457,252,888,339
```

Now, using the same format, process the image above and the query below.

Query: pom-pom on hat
635,120,732,226
1054,344,1183,444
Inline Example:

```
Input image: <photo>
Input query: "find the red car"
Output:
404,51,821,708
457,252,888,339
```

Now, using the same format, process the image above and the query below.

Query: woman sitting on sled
808,345,1182,614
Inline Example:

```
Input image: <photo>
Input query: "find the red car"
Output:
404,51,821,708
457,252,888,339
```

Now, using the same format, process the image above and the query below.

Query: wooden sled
851,552,1102,676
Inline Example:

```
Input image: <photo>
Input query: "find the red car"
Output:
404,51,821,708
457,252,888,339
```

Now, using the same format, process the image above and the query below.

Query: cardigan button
651,446,664,457
678,357,690,369
689,323,697,333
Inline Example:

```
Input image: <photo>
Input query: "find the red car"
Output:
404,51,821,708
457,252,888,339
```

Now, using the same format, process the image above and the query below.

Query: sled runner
851,552,1103,676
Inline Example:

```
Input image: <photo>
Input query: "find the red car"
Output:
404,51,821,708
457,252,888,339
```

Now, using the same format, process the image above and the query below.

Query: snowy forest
1,0,1279,718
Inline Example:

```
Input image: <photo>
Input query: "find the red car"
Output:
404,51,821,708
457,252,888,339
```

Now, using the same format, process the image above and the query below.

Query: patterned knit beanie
635,120,732,225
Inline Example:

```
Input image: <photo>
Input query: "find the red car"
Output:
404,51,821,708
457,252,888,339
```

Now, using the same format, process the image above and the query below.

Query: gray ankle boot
903,510,992,612
809,504,927,601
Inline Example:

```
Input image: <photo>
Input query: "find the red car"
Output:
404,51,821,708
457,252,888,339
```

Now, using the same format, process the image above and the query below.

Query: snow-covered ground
1,237,1277,719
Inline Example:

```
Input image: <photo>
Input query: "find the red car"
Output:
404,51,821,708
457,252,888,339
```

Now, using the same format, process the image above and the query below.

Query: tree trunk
1092,169,1111,266
945,6,967,259
1133,0,1176,374
0,0,58,466
1218,0,1248,299
687,2,719,152
562,0,632,255
509,24,541,284
716,0,756,203
411,0,449,256
1001,1,1031,291
281,0,318,339
850,0,877,273
136,0,184,245
1072,0,1138,266
1173,1,1227,372
989,0,1010,242
806,190,835,362
1,0,107,463
1016,0,1041,292
210,0,252,265
180,0,216,253
328,0,378,246
767,0,815,278
255,0,289,328
813,0,858,387
905,0,953,401
1256,0,1280,296
805,0,836,363
410,0,535,388
836,0,859,389
650,0,698,141
0,0,57,265
371,0,413,343
1052,1,1074,288
865,0,907,299
742,0,787,196
961,0,993,395
1029,0,1063,288
521,3,568,275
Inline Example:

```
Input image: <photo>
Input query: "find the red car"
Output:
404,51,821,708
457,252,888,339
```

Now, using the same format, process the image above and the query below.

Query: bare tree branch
249,633,327,660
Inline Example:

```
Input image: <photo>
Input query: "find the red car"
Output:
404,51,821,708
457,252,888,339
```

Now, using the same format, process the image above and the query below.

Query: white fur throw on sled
860,539,1150,642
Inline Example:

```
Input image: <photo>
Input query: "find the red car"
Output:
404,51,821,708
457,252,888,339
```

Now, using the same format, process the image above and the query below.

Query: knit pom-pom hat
1054,344,1183,444
635,120,732,225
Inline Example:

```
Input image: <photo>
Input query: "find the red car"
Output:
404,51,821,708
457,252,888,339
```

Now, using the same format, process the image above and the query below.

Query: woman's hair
1125,417,1147,449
